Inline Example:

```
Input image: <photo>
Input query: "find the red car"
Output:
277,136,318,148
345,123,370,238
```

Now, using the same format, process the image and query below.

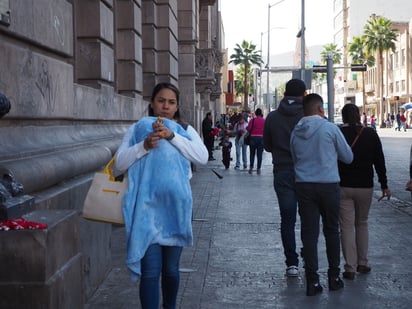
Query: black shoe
306,281,323,296
357,265,371,274
208,157,216,161
342,271,355,280
329,277,344,291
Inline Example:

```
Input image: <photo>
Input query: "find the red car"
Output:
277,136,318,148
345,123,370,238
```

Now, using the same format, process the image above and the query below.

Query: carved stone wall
0,0,223,304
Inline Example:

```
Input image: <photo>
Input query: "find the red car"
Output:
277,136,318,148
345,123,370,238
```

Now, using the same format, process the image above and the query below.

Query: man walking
263,79,306,277
202,112,215,161
290,93,353,296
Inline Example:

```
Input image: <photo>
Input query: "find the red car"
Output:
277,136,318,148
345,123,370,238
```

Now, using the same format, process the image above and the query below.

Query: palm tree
229,40,263,110
320,43,342,65
348,36,375,67
314,43,342,82
363,14,398,126
234,65,255,103
348,36,376,112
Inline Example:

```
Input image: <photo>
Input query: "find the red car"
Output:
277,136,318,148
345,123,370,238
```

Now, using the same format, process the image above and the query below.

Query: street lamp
300,0,305,80
267,0,287,111
260,26,285,107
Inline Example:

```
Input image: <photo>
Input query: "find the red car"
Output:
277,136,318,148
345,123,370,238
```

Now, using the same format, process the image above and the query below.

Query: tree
348,36,375,67
363,14,398,126
234,65,255,103
314,43,342,81
320,43,342,65
229,40,263,111
348,36,376,112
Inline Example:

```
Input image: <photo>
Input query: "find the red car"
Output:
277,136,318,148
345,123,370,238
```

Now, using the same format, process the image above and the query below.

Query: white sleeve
170,125,208,165
114,123,149,174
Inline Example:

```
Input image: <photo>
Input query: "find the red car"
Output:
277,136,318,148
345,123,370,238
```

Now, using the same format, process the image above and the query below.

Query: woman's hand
406,180,412,192
152,121,173,140
378,188,392,201
143,133,161,150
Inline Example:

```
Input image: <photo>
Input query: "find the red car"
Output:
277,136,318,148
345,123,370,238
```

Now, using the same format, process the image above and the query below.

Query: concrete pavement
85,128,412,309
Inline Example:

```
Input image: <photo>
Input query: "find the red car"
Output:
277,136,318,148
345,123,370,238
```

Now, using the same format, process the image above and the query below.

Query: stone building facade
0,0,223,306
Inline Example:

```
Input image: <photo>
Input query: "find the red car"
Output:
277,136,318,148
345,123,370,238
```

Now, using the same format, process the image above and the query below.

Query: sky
220,0,335,56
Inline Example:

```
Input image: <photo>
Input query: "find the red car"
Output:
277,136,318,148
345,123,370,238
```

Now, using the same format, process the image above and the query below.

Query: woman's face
150,88,178,120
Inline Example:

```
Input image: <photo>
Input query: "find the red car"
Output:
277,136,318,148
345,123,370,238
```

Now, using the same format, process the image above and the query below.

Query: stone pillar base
0,210,84,309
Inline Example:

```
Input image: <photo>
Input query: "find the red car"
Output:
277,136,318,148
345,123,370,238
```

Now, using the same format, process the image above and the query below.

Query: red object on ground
0,217,48,231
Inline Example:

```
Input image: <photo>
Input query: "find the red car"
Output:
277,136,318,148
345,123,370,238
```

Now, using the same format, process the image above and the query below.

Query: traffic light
312,65,327,73
351,64,367,72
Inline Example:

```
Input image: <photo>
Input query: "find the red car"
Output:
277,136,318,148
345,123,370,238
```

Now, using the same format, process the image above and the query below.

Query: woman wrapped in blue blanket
115,82,208,309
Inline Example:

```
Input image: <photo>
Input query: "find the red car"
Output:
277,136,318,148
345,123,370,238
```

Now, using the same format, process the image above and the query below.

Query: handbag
244,119,254,145
82,157,127,225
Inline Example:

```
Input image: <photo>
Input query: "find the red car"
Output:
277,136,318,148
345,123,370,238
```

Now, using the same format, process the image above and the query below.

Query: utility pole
326,52,334,122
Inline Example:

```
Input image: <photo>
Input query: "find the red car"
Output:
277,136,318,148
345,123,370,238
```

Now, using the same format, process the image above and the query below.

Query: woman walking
247,108,265,174
338,104,391,280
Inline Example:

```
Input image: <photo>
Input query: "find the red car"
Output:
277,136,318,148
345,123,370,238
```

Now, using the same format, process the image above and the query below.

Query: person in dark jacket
338,103,391,281
263,79,306,277
202,112,215,160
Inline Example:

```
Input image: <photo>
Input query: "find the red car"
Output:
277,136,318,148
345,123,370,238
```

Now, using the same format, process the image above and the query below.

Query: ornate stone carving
195,48,224,97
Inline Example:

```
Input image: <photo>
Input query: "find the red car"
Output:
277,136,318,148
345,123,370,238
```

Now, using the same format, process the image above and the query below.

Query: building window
396,81,399,92
394,52,399,68
389,54,394,70
401,49,406,67
389,82,393,94
0,0,10,26
402,80,406,92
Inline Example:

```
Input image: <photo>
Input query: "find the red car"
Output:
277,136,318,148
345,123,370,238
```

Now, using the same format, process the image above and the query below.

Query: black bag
244,119,254,145
244,132,251,145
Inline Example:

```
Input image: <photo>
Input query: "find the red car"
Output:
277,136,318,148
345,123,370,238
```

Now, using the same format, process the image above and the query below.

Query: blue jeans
249,136,264,169
273,169,299,267
235,138,248,168
140,244,183,309
296,182,341,281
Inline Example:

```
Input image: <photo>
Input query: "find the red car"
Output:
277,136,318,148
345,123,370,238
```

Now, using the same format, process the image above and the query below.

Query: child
219,134,232,169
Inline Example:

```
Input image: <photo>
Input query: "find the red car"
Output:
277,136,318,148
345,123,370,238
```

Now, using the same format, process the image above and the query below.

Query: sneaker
328,277,344,291
286,265,299,277
306,281,323,296
357,265,371,274
234,166,240,170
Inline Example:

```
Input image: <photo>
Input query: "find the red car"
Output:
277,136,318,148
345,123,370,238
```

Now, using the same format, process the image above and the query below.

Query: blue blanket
123,116,193,281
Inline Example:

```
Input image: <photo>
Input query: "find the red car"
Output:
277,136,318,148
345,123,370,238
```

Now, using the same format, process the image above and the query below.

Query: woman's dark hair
341,103,361,126
148,82,180,117
255,108,263,117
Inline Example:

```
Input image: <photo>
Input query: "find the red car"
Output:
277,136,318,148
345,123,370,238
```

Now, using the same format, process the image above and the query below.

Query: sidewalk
85,136,412,309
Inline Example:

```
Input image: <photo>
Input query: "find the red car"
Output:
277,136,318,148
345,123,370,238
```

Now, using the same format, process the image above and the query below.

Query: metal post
259,32,263,106
327,52,334,122
266,4,271,112
300,0,305,80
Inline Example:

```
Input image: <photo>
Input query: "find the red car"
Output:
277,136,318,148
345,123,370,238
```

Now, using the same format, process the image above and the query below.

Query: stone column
142,0,179,100
116,0,143,97
177,0,198,126
75,0,115,88
156,1,179,83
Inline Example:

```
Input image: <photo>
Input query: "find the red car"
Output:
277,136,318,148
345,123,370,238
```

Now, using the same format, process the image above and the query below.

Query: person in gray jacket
290,93,353,296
